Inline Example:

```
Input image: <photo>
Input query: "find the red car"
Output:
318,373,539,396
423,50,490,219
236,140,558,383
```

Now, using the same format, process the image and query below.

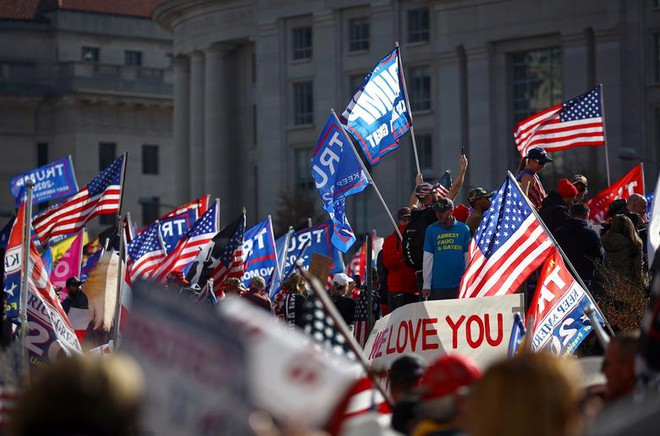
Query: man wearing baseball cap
422,198,471,300
62,276,88,314
465,187,495,235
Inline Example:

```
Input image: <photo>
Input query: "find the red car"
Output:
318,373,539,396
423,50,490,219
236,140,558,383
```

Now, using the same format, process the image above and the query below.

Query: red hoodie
381,225,418,294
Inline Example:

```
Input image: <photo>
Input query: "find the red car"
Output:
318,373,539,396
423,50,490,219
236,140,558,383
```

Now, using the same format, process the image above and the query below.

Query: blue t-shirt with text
423,221,471,288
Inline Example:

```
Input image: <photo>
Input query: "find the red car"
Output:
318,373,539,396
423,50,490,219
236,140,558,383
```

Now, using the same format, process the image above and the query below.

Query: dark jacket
538,191,569,234
601,232,644,285
554,219,603,285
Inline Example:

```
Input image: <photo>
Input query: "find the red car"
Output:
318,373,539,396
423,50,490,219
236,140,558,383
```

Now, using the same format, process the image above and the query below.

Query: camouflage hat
249,276,266,289
467,187,495,204
432,198,454,211
223,277,247,292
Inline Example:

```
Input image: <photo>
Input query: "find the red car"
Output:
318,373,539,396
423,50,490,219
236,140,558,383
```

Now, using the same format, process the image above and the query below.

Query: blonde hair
609,214,643,251
468,353,583,436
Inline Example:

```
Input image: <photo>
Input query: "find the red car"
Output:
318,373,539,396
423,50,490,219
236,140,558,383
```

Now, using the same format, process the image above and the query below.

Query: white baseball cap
333,273,354,286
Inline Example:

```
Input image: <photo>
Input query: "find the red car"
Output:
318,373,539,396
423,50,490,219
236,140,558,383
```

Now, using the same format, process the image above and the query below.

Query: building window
348,18,370,52
409,66,431,111
407,8,429,44
655,33,660,82
141,197,160,226
37,143,48,167
411,134,433,177
294,148,314,190
99,142,116,171
165,53,174,67
124,50,142,66
142,145,159,175
292,26,312,60
511,48,562,125
82,47,99,63
292,81,314,125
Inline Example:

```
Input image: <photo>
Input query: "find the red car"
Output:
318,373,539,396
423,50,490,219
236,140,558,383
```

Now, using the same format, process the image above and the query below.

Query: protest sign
123,282,250,435
364,295,524,369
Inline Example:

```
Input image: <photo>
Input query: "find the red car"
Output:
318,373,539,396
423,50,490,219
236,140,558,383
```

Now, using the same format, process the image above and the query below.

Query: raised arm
446,154,468,201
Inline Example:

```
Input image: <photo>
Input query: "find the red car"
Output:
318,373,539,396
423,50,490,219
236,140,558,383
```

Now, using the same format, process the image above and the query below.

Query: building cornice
153,0,254,32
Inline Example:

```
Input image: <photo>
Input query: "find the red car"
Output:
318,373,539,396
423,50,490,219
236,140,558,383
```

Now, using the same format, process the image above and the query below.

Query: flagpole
19,180,34,385
331,109,402,241
117,153,129,216
507,171,615,336
296,264,394,408
366,231,374,330
112,217,126,351
395,42,421,176
598,84,611,185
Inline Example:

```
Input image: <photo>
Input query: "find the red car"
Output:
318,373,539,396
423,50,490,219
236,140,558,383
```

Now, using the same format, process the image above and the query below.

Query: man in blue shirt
422,198,471,300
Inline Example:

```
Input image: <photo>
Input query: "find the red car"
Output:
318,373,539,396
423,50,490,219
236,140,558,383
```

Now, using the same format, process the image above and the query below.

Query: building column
204,43,231,214
173,55,191,204
189,51,205,198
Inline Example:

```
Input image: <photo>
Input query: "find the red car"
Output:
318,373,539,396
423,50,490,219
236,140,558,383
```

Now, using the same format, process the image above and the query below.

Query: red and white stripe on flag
459,174,555,299
326,376,391,436
514,85,605,157
210,247,245,293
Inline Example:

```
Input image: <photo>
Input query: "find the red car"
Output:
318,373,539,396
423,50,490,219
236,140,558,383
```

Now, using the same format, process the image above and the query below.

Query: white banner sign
364,295,524,369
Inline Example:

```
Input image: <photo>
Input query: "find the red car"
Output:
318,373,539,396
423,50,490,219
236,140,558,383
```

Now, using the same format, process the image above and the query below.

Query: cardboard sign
364,295,524,369
308,253,333,284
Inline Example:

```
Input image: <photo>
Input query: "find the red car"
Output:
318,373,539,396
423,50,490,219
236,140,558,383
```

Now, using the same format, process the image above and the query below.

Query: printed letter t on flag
311,114,370,253
514,85,605,158
340,47,411,165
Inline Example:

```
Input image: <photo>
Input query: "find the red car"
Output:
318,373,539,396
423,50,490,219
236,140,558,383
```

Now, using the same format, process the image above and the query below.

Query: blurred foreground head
10,354,144,436
469,352,583,436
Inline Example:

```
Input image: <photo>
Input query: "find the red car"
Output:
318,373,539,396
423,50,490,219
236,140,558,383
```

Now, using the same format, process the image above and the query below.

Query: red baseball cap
418,354,482,401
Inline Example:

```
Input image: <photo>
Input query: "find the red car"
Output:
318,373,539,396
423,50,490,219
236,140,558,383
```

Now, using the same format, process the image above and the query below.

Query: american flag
434,170,453,198
303,294,356,360
209,213,246,292
152,200,219,284
126,222,166,282
458,173,555,298
161,195,209,219
514,85,605,157
33,154,125,246
353,288,380,348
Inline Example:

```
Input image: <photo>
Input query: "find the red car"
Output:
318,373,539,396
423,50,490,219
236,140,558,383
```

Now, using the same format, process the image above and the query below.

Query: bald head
626,194,647,216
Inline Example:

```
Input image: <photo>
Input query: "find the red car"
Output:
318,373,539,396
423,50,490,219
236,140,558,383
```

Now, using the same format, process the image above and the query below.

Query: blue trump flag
10,156,78,206
270,222,345,298
241,217,277,288
340,47,412,166
158,209,197,254
311,114,370,253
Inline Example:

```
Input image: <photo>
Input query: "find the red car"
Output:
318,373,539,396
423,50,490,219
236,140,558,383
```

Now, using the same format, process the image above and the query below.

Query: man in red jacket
382,207,419,311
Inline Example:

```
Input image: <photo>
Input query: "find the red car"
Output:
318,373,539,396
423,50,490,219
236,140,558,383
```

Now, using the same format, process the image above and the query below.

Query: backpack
402,209,435,270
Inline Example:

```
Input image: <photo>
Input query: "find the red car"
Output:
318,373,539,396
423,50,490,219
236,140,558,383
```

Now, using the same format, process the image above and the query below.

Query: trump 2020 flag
459,173,555,298
311,114,370,252
32,154,125,246
340,47,411,166
527,249,603,357
241,217,277,288
514,85,605,157
10,156,79,206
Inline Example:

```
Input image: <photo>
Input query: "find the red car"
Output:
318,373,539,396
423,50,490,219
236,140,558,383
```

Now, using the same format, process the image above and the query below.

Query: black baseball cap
66,277,83,287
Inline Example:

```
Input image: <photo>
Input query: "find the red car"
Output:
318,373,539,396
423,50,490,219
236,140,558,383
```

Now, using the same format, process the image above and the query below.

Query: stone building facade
0,1,174,233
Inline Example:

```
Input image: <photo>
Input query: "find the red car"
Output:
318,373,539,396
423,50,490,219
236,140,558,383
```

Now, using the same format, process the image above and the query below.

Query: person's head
415,182,436,205
65,277,83,294
520,147,553,173
433,198,455,227
389,354,428,402
602,331,639,401
249,276,267,293
571,175,588,201
222,277,246,297
10,354,144,436
416,354,481,429
609,214,643,250
626,193,647,216
467,187,494,212
606,198,627,219
557,178,578,204
570,203,590,221
281,272,306,296
468,352,583,436
331,273,353,297
451,204,471,223
397,207,412,228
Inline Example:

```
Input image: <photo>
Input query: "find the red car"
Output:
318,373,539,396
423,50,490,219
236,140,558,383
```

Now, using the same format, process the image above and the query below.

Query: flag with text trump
340,47,411,166
527,249,602,357
514,85,605,157
241,217,277,287
152,200,219,284
585,163,645,223
32,154,125,246
311,114,370,252
458,174,555,298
